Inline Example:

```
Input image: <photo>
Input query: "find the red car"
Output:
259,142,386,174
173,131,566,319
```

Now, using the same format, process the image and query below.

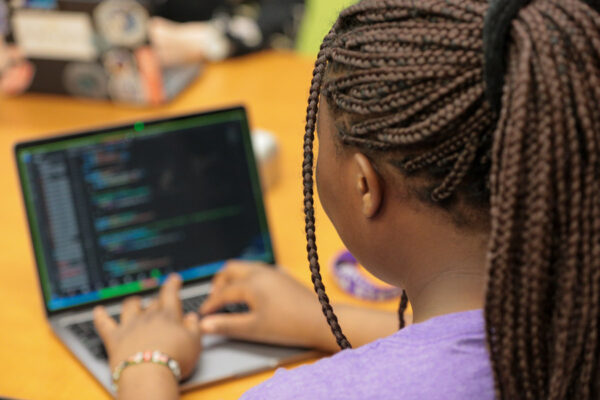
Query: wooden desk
0,51,397,400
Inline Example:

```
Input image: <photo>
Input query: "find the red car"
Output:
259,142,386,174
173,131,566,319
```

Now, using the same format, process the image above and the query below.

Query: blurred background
0,0,357,101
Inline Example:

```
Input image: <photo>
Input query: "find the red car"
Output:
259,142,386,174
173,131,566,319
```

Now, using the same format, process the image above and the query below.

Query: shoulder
240,310,494,400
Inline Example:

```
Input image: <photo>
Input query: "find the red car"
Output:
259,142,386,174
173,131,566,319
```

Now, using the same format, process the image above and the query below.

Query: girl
93,0,600,399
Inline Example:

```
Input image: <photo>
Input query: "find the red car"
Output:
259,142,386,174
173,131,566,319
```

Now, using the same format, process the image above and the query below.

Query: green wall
297,0,359,56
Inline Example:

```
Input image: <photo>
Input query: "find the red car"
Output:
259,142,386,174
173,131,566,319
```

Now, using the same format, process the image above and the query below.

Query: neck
407,269,486,324
359,188,490,325
386,210,489,324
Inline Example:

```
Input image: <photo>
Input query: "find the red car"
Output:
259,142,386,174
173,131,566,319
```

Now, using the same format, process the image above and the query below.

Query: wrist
120,362,176,383
117,363,179,399
112,350,182,392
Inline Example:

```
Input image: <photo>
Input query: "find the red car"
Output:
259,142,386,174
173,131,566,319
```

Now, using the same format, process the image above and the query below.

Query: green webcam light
134,122,145,132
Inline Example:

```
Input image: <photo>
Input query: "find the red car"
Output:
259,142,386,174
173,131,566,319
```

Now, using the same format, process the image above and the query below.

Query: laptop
3,0,200,104
14,107,313,394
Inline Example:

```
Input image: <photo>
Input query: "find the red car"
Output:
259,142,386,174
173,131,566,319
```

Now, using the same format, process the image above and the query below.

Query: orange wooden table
0,51,397,400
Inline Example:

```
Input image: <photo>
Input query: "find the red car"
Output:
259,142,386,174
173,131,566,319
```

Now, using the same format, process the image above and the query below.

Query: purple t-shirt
241,309,493,399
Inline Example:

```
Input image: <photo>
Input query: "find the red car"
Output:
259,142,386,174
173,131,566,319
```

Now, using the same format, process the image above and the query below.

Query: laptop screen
15,107,274,313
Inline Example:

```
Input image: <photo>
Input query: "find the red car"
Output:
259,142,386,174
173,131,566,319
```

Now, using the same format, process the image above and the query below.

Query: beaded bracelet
112,350,182,391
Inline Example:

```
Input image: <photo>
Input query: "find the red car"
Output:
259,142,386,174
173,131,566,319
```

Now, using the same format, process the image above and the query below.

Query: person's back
242,310,493,400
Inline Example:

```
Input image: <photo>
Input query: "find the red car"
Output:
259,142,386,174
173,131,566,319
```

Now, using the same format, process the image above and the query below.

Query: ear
353,153,383,218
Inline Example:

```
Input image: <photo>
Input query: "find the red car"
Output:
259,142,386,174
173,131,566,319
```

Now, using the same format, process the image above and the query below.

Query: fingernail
186,312,199,323
201,318,216,333
199,300,212,314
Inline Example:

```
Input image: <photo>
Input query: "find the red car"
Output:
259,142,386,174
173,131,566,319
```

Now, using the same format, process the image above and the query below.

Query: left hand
93,274,202,379
148,17,230,65
0,38,34,95
199,261,328,349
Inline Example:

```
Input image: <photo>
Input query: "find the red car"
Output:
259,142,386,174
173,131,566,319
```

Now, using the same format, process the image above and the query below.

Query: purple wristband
331,250,402,301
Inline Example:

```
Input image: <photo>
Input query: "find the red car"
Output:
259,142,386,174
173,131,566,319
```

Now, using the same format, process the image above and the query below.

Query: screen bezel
14,106,275,317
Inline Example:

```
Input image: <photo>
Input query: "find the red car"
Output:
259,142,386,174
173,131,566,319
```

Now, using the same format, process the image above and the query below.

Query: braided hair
301,0,600,398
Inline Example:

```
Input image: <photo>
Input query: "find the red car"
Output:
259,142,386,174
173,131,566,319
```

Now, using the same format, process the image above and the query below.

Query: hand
148,17,230,66
0,39,34,95
200,261,327,349
93,274,202,379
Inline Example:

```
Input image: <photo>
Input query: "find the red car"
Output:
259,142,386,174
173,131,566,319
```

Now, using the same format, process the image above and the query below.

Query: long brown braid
301,0,600,398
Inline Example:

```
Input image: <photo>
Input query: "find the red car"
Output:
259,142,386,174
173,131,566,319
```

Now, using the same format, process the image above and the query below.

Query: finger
200,282,253,315
200,313,255,339
159,274,183,318
121,296,142,324
183,312,200,335
210,272,229,293
151,16,174,28
148,16,168,32
148,18,173,47
93,306,117,344
146,298,160,313
211,261,254,292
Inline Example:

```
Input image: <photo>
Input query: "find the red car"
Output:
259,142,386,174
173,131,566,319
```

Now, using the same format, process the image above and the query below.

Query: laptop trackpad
186,335,305,385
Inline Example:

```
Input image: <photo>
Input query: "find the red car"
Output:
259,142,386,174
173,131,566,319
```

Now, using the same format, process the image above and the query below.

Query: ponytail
484,1,600,398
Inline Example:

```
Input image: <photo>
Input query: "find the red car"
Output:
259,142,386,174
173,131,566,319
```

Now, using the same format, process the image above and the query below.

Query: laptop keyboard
68,317,114,359
67,294,249,360
182,294,209,314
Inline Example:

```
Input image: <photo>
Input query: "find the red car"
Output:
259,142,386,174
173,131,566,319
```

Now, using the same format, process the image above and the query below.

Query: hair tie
584,0,600,12
483,0,532,116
